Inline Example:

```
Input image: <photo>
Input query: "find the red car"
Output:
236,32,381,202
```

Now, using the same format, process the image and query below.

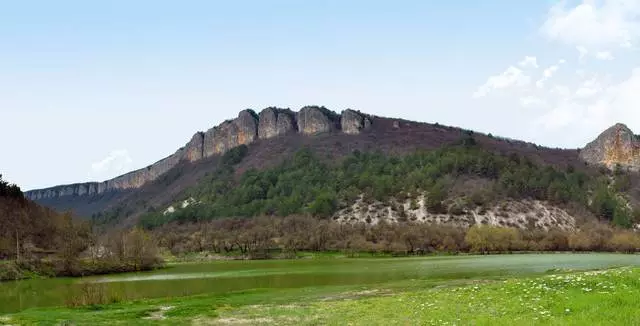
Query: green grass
216,267,640,325
4,267,640,325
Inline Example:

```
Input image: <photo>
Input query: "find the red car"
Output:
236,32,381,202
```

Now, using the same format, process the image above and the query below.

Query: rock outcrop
203,110,259,157
258,108,297,140
297,106,339,135
341,109,371,135
25,106,373,201
580,123,640,170
182,132,204,162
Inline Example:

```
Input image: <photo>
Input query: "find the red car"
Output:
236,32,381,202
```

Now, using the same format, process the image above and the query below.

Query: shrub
65,282,122,308
607,231,640,253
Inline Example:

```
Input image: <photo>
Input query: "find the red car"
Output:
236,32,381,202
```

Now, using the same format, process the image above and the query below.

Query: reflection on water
1,253,639,313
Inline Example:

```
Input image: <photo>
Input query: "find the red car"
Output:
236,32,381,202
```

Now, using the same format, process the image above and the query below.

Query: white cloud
595,51,614,60
536,63,562,88
575,77,603,98
89,150,134,180
535,102,580,129
473,66,531,98
541,0,640,49
518,56,539,68
520,96,546,108
577,46,589,62
535,68,640,136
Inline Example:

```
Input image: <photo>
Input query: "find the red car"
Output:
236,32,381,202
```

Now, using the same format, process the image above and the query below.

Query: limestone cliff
182,132,204,162
25,106,372,201
580,123,640,169
204,110,259,156
341,109,372,135
258,107,297,139
297,106,340,135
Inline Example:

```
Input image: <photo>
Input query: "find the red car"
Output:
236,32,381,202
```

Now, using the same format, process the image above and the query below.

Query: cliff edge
25,106,372,200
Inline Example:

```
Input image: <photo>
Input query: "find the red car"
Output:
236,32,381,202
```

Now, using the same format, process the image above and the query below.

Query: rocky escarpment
580,123,640,170
25,106,372,200
341,109,372,135
297,106,341,135
204,110,259,156
258,107,297,139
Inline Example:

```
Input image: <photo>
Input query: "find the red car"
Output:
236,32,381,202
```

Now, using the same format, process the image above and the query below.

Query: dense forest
138,133,639,230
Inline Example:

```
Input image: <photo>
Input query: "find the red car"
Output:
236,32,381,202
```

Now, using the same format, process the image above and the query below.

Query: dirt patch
214,317,275,325
143,306,174,321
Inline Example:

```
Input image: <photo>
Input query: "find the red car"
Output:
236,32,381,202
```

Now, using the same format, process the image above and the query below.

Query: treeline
140,134,638,229
0,174,22,199
153,216,640,258
1,174,163,281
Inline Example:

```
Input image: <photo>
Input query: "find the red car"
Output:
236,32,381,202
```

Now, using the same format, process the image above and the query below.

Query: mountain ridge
25,106,372,200
23,106,635,225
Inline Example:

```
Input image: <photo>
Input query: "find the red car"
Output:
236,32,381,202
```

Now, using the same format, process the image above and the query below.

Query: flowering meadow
218,267,640,325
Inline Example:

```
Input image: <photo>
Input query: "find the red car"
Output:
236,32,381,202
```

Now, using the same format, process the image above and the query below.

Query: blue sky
2,0,640,190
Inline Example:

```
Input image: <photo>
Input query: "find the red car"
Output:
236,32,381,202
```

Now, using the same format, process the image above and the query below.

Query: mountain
25,107,369,200
23,106,640,230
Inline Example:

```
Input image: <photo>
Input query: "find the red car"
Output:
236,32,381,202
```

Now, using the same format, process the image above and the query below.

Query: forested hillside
0,174,88,260
27,109,588,225
139,133,639,231
0,175,162,280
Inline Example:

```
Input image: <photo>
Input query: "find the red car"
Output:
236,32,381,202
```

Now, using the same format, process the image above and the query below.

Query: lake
2,253,640,314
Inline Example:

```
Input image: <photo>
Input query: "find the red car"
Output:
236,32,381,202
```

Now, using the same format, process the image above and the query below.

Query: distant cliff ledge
25,106,372,200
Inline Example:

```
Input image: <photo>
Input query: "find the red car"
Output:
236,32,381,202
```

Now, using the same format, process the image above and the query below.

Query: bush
464,225,521,253
607,231,640,253
65,282,122,308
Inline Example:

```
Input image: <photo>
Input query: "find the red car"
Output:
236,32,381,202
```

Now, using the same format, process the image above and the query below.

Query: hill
22,106,640,233
0,174,87,261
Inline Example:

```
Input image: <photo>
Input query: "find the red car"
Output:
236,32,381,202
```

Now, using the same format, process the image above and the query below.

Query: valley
5,108,640,325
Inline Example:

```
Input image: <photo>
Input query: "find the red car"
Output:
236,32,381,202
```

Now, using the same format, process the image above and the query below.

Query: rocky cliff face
204,110,259,156
341,109,372,135
258,108,297,139
25,106,372,201
297,106,340,135
580,123,640,170
182,132,204,162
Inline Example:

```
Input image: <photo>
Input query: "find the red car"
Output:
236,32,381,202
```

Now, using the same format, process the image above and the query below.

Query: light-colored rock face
203,128,217,158
25,106,368,201
580,123,640,169
203,110,259,156
258,108,297,140
334,195,575,231
210,110,258,155
340,109,371,135
297,106,336,135
182,132,204,162
276,111,296,135
258,108,278,139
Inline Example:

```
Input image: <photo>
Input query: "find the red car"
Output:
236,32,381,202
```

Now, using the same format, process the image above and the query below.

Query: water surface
1,253,639,313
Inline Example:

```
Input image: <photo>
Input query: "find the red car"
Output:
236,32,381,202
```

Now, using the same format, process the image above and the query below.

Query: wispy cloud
88,150,133,180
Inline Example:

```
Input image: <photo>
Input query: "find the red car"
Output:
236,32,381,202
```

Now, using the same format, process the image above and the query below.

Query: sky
2,0,640,190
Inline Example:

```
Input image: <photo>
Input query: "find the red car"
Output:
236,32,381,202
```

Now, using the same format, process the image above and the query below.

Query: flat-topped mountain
23,106,640,231
26,106,372,201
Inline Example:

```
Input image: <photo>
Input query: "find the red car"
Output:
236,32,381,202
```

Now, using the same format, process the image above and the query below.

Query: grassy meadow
1,254,640,325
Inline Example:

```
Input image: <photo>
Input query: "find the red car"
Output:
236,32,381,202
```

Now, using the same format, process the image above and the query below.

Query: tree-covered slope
139,134,639,230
